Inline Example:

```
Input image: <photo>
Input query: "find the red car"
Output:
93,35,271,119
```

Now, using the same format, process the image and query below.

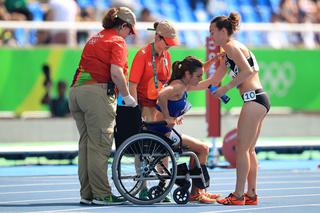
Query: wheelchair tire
148,186,163,200
112,133,177,205
173,187,189,205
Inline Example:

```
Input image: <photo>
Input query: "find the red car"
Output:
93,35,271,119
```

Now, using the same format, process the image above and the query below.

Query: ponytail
210,12,240,36
102,7,127,29
168,56,203,84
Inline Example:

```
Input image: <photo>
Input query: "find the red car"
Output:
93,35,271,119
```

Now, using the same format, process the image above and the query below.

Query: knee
200,144,209,156
235,143,250,154
249,148,256,155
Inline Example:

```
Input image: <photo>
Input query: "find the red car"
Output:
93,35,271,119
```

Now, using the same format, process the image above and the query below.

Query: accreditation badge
146,79,164,100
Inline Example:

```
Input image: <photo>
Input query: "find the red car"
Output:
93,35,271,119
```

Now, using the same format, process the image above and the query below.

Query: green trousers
69,84,116,200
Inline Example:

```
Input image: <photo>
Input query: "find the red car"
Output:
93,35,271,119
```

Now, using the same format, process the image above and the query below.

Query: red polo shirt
129,43,171,107
72,28,128,86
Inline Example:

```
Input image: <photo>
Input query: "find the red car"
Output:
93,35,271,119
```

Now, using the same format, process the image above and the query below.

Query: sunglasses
159,35,169,46
123,23,134,35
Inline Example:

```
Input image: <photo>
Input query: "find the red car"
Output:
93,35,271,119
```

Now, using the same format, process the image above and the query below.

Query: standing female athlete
209,12,270,205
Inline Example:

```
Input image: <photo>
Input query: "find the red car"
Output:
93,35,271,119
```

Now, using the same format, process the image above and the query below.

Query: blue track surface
0,160,320,213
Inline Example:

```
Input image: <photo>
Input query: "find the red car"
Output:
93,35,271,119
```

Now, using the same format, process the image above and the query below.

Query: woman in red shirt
69,7,137,206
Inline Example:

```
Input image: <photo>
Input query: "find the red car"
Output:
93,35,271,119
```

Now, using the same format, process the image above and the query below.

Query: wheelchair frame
112,122,210,205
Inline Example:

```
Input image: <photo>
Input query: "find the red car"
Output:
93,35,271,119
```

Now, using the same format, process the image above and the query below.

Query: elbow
110,71,121,83
249,69,258,78
245,69,256,78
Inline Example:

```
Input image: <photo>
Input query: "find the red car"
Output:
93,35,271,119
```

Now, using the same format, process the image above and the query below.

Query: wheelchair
112,106,210,205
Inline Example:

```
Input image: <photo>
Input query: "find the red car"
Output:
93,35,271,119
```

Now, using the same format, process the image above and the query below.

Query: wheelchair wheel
112,133,177,205
148,185,163,200
173,187,189,205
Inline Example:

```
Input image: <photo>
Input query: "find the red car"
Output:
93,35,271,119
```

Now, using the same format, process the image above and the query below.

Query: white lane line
212,174,320,180
215,180,320,186
261,193,320,199
2,174,320,184
1,173,319,182
0,182,77,188
1,193,320,205
1,180,319,189
2,186,320,196
0,189,78,195
0,197,77,204
0,175,78,179
0,170,318,181
26,206,114,213
214,186,320,193
1,169,317,179
200,203,320,213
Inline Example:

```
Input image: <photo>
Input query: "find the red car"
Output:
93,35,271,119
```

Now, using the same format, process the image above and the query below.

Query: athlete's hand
165,117,176,128
209,52,225,65
122,95,138,107
175,116,184,125
211,85,229,98
214,52,226,61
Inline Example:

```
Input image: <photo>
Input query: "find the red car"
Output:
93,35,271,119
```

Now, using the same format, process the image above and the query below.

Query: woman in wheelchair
113,55,224,205
146,56,222,204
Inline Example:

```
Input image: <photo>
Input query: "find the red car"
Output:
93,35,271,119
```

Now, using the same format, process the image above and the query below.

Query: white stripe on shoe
80,198,92,205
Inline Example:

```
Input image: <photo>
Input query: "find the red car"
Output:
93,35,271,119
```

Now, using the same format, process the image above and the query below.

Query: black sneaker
92,194,126,205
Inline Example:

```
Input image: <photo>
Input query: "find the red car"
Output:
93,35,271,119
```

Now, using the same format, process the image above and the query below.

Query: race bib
169,131,181,146
243,90,256,101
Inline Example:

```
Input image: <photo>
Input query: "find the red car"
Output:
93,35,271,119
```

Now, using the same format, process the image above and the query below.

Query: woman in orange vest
129,20,178,121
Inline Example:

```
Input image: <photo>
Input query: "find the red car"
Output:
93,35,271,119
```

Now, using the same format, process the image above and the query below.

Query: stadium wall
0,48,319,114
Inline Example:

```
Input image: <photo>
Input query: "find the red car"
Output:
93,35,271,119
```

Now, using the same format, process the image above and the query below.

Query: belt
83,79,99,85
72,79,106,88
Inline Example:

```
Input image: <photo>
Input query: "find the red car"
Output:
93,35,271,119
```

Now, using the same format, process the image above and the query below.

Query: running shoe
138,188,149,200
204,192,221,199
244,193,258,205
189,193,216,204
139,188,171,202
92,194,126,205
217,193,245,205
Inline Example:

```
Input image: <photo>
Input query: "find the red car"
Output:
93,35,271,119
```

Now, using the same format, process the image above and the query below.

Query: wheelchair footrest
175,163,190,187
190,164,210,189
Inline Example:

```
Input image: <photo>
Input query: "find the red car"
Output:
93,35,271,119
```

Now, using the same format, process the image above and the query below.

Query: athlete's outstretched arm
203,52,225,73
187,59,227,91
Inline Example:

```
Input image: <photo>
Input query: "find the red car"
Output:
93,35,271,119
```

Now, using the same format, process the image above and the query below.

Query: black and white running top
225,51,259,79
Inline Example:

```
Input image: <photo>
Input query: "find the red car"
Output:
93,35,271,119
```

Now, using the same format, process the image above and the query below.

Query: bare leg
181,134,209,194
247,119,264,197
234,102,266,197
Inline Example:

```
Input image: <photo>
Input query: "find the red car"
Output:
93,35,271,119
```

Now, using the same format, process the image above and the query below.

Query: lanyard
151,42,159,89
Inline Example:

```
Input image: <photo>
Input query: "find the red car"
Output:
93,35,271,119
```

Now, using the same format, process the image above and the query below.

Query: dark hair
210,12,240,36
168,56,203,84
153,21,159,30
102,7,132,29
